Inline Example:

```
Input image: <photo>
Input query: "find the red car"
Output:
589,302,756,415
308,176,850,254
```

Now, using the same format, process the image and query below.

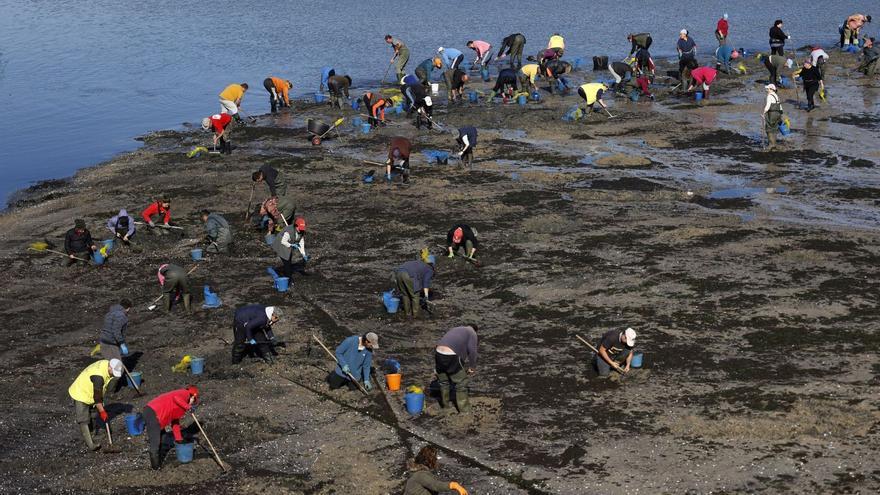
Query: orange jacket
364,92,387,120
269,77,291,105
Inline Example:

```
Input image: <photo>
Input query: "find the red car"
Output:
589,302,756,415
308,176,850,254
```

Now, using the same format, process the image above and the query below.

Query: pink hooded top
471,40,491,57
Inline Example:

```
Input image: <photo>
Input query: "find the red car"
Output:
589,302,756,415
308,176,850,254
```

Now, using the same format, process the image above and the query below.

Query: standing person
858,37,880,76
760,53,786,86
677,29,698,81
687,66,718,98
627,32,652,56
486,67,518,100
385,136,412,183
231,305,280,364
385,35,410,82
455,127,478,167
157,263,191,313
143,386,198,469
200,210,232,254
841,14,871,50
497,33,526,69
68,358,123,451
106,209,135,244
263,76,292,113
415,58,443,86
435,325,478,413
319,66,336,92
141,198,171,229
99,299,132,360
327,74,352,109
404,446,469,495
272,217,308,278
391,258,435,317
577,83,610,116
362,91,392,128
762,84,784,149
799,60,824,111
218,83,248,121
201,112,233,154
252,164,287,199
63,219,97,266
608,60,634,92
326,333,379,391
715,13,729,45
446,224,478,258
466,40,493,69
547,33,565,57
518,63,541,93
769,20,790,56
443,68,469,102
438,46,465,70
594,328,637,376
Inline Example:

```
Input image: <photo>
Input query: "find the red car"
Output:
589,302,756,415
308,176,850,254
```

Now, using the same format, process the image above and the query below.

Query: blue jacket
417,58,436,78
334,335,373,383
233,304,269,340
398,260,434,291
440,48,463,67
99,304,128,345
320,66,335,88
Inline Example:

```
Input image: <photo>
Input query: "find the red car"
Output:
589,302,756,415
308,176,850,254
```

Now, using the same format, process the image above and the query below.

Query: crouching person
326,333,379,392
231,305,281,364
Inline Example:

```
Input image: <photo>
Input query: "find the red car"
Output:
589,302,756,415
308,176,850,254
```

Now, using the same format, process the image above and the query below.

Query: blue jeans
595,348,632,376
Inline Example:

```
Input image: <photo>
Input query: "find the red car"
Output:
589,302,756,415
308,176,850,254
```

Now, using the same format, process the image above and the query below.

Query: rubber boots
455,388,472,413
439,385,452,411
80,424,99,451
401,295,413,316
149,450,162,470
183,294,192,313
162,293,172,313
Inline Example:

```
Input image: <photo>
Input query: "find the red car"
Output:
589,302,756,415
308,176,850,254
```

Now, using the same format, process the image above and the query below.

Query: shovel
319,117,345,139
28,242,89,262
122,363,143,396
311,335,369,395
191,412,232,472
102,422,121,453
243,183,255,221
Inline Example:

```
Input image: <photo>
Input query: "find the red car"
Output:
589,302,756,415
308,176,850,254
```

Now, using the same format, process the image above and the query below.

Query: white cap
438,46,444,52
109,358,123,378
680,29,688,35
765,83,777,91
265,306,276,320
201,117,211,130
785,58,794,68
424,96,433,106
723,13,728,20
624,328,637,347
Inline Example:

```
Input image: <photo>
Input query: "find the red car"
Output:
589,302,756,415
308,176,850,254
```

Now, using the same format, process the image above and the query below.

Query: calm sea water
0,0,874,204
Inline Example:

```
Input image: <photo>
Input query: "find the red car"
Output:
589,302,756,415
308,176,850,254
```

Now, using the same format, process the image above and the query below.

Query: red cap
294,217,306,232
187,385,199,399
452,227,464,244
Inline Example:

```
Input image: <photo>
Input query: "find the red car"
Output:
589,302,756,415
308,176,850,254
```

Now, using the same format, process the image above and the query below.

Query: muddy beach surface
1,54,879,494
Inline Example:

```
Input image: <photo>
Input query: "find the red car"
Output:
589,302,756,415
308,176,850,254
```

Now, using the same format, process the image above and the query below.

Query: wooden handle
311,335,368,395
191,413,230,472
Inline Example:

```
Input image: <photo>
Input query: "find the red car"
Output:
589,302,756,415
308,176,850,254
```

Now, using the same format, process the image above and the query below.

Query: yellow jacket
68,360,112,405
219,84,245,102
548,35,565,50
579,83,606,105
520,64,540,84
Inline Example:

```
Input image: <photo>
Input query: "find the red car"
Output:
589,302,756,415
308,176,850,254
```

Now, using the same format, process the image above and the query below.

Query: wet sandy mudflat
1,53,879,494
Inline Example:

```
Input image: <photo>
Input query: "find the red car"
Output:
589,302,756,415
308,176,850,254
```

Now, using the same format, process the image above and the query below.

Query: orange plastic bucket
385,373,402,391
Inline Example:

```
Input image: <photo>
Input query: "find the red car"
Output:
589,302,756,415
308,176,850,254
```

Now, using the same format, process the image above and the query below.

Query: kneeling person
446,224,478,258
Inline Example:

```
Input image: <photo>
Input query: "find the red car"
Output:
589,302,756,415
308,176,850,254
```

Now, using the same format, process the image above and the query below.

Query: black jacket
447,224,479,248
233,304,274,341
800,66,822,87
64,228,93,254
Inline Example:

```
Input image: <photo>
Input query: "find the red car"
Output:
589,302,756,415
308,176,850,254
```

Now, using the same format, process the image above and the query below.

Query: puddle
708,186,789,199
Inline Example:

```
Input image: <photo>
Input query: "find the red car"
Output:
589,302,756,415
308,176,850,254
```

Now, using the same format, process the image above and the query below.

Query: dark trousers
264,78,279,113
770,46,784,56
144,406,174,469
595,348,633,376
509,39,524,68
392,270,419,316
415,67,428,86
327,371,357,390
766,66,778,85
804,84,818,109
449,54,464,70
231,324,274,364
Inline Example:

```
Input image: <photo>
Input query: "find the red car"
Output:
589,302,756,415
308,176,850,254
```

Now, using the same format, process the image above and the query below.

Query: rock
593,153,652,168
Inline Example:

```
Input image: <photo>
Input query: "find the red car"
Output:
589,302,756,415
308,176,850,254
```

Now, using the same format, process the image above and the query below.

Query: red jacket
142,201,171,224
210,113,232,134
716,19,729,37
146,389,191,441
691,67,717,86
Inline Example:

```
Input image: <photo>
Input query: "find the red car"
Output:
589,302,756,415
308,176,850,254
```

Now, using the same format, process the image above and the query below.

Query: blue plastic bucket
351,99,360,111
126,371,142,388
631,352,644,368
361,123,371,134
480,67,490,81
394,104,404,114
275,277,290,292
266,267,279,280
190,248,203,261
383,291,401,313
405,392,425,415
92,251,105,265
314,92,326,103
517,95,527,106
190,357,205,375
103,239,114,250
265,233,275,246
573,57,584,69
125,413,144,436
468,91,478,103
778,122,791,136
351,117,363,127
695,91,704,102
531,91,541,102
779,76,790,88
175,442,194,464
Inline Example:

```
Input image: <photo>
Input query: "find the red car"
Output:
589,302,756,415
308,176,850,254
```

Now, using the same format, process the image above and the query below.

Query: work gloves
148,221,156,227
120,343,129,356
449,482,469,495
447,252,455,258
99,409,109,422
341,365,351,374
364,381,373,391
247,339,257,345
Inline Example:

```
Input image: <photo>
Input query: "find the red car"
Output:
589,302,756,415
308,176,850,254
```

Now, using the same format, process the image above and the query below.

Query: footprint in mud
423,397,502,434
